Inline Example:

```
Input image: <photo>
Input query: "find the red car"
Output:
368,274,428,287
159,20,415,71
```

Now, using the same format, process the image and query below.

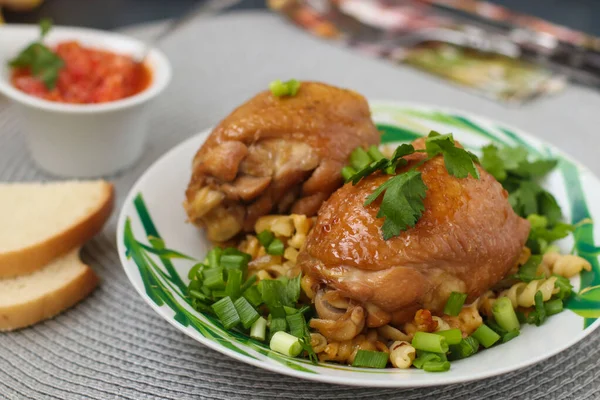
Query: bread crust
0,257,99,331
0,181,114,278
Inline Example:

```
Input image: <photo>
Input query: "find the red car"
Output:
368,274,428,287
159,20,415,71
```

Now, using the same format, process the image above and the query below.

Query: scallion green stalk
502,329,520,343
352,350,389,369
257,230,275,248
349,147,372,170
448,336,479,361
270,331,303,357
220,254,248,272
341,166,357,182
225,269,243,299
544,299,564,316
412,352,443,369
211,297,240,329
203,267,225,290
434,329,462,345
189,289,208,301
471,324,500,348
443,292,467,316
239,275,258,294
233,297,260,329
266,239,284,256
286,312,307,338
367,145,385,161
269,80,288,97
492,297,520,332
207,247,222,269
422,360,451,372
250,317,267,341
411,331,449,353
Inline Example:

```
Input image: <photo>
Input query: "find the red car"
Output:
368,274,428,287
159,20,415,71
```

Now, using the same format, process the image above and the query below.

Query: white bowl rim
0,24,172,114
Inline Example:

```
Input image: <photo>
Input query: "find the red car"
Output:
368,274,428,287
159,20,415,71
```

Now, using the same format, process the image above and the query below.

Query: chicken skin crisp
184,82,381,242
297,139,531,325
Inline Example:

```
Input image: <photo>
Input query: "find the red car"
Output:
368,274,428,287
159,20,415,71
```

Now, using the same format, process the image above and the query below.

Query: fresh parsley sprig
8,18,64,90
347,131,479,240
480,144,571,254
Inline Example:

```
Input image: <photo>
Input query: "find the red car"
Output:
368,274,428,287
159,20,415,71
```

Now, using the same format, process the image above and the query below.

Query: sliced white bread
0,248,99,331
0,180,114,278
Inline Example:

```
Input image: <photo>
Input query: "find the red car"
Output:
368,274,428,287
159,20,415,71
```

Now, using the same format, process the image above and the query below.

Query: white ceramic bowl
0,24,172,178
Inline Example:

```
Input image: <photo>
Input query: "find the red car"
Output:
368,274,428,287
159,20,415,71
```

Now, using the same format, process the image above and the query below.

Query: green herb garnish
480,144,575,255
8,18,64,90
269,79,301,97
348,131,479,240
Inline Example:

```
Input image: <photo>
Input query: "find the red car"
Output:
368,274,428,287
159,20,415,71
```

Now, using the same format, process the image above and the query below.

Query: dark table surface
4,0,600,37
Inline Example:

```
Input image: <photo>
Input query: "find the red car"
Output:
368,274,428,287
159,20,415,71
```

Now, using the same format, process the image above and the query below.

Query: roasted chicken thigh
184,82,381,241
297,138,530,327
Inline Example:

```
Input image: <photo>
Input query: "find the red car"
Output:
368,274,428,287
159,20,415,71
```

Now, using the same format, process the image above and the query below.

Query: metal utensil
137,0,242,63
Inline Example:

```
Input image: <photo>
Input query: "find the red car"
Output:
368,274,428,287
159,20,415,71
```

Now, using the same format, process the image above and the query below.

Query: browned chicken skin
297,138,530,326
184,82,381,241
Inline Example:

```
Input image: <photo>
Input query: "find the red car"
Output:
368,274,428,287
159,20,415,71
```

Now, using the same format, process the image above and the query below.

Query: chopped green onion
187,263,204,280
502,329,520,343
286,312,307,338
191,299,213,313
220,254,247,272
533,290,547,326
434,329,462,345
492,297,520,332
352,350,389,369
233,297,260,329
266,239,284,256
413,352,443,369
269,80,288,97
448,336,479,360
412,331,449,353
212,290,227,298
422,361,451,372
200,285,212,296
416,349,447,362
444,292,467,316
207,247,222,269
257,230,275,248
486,320,507,336
270,331,303,357
287,79,300,96
203,267,225,290
250,317,267,341
367,145,385,162
225,269,243,299
240,275,258,294
188,279,202,292
349,147,372,170
211,297,240,329
269,79,300,97
269,316,287,337
515,310,527,324
189,289,208,301
243,285,263,307
471,324,500,348
341,166,357,182
544,299,564,316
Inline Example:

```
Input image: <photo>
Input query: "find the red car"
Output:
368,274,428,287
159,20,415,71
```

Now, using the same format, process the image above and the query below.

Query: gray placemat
1,11,600,400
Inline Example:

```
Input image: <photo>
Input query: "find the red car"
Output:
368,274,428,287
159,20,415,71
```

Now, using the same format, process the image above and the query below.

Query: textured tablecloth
1,11,600,400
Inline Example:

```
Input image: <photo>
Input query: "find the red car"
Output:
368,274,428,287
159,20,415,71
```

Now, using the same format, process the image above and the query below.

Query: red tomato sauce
11,41,152,104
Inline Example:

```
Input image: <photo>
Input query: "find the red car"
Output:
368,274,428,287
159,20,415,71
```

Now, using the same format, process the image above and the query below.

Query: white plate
117,102,600,387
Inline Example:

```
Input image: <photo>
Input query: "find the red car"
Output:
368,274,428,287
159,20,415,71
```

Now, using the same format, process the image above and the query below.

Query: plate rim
116,100,600,387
